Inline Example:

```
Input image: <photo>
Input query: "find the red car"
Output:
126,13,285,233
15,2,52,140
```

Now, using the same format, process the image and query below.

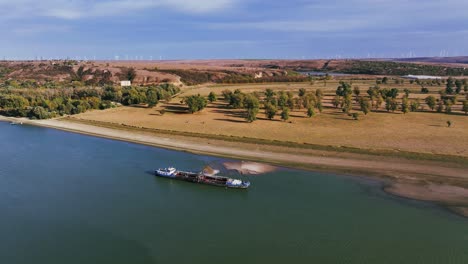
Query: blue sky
1,0,468,60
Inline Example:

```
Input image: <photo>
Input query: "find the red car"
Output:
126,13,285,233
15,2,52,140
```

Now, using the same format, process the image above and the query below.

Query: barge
155,167,250,189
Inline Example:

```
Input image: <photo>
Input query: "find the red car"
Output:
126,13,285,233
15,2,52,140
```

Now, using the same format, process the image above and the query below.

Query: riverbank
2,115,468,217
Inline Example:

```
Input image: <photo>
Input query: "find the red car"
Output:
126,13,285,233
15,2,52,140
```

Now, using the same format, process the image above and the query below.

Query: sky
1,0,468,60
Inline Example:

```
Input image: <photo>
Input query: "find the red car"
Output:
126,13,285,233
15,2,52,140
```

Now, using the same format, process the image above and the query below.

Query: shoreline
2,115,468,217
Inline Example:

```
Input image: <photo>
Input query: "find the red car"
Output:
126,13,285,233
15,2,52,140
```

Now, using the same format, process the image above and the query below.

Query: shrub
185,94,207,113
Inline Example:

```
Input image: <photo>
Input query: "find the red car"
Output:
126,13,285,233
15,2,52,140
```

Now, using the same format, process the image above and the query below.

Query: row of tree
184,83,468,124
341,60,468,76
0,84,180,119
185,88,325,122
445,77,468,94
333,81,468,115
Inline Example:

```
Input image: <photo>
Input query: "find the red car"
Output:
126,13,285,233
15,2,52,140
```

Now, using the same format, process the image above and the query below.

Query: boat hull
154,170,250,189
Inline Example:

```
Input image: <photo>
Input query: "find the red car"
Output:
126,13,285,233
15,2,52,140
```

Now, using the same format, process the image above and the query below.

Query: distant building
120,80,131,87
403,75,442,80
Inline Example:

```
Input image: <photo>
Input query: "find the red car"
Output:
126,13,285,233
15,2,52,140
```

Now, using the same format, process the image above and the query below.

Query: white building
403,75,442,80
120,80,132,87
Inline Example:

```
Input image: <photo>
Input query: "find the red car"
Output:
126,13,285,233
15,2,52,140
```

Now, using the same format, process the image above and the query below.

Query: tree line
338,61,468,76
0,84,180,119
185,88,324,122
333,81,468,116
184,82,468,122
158,69,310,85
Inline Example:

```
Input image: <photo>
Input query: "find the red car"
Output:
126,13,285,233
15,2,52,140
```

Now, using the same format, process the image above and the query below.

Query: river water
0,122,467,264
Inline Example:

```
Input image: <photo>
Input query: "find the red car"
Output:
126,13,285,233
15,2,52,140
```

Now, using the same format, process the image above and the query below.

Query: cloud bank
0,0,236,19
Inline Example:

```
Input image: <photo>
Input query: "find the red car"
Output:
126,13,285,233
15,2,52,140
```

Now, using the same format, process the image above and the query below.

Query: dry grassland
74,80,468,157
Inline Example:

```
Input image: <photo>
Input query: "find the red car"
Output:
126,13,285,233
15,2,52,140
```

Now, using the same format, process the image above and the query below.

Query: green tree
446,77,455,94
185,94,207,113
351,112,359,120
375,95,384,110
278,92,288,108
222,89,233,101
449,95,458,105
102,86,122,102
265,89,275,102
146,88,159,107
410,99,420,112
307,106,315,118
382,88,399,99
122,87,146,105
382,77,388,84
367,85,380,99
315,89,323,99
0,95,30,109
244,94,260,122
401,97,410,114
229,92,245,109
280,107,290,121
298,88,306,97
385,98,398,112
284,91,294,110
293,97,303,110
336,81,352,97
455,79,463,94
436,100,444,113
443,99,453,114
342,94,352,113
425,96,437,111
28,106,51,119
264,103,277,120
208,91,217,103
332,95,341,108
463,100,468,115
358,97,371,115
353,86,360,102
316,100,323,113
87,97,102,109
403,88,410,98
302,93,317,109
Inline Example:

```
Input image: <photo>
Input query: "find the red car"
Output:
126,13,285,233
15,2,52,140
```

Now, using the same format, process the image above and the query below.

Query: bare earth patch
385,183,468,217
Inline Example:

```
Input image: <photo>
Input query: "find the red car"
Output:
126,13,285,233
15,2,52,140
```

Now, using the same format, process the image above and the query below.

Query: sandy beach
2,115,468,217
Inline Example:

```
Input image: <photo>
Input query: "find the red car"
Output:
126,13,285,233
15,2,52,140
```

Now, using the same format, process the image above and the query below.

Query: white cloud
205,0,468,34
0,0,237,20
207,19,370,32
12,24,71,36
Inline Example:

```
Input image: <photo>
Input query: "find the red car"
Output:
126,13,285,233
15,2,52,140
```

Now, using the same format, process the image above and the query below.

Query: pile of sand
223,161,277,175
202,166,220,176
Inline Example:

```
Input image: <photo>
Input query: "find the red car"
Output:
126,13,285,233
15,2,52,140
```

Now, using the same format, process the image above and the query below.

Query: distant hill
393,56,468,65
1,58,468,88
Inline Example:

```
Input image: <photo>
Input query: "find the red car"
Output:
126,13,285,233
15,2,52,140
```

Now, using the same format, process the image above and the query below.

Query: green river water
0,122,467,264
